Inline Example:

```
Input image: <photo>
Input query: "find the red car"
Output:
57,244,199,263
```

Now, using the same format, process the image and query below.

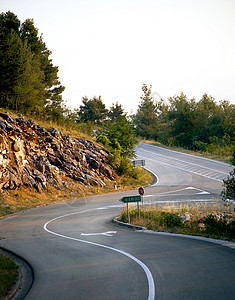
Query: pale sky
1,0,235,113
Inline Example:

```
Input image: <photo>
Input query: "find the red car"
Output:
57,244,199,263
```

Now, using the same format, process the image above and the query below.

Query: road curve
0,143,234,299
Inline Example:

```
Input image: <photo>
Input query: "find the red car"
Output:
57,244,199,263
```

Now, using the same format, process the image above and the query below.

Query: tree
44,95,69,122
230,150,235,166
20,18,65,103
192,94,219,143
0,11,65,116
108,102,125,121
103,115,138,158
0,13,22,108
221,169,235,211
77,96,108,124
134,84,159,140
166,93,195,148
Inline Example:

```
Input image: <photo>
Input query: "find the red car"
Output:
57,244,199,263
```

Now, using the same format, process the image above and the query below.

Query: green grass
0,253,18,297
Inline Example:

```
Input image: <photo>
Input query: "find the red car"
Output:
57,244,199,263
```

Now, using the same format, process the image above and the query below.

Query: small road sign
138,187,144,195
132,160,145,167
120,196,141,203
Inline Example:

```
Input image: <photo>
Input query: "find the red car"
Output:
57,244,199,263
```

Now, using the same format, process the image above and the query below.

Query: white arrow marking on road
197,191,210,195
80,231,117,237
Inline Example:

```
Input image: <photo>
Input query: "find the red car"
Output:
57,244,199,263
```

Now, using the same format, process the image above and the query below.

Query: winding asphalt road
0,143,235,299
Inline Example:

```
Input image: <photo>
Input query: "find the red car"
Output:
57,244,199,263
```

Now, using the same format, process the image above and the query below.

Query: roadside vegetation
0,253,18,297
120,201,235,241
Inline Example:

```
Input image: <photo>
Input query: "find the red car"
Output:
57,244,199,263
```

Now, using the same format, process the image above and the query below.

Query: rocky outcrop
0,112,116,192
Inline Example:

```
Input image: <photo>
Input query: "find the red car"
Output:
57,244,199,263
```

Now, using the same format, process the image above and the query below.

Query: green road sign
120,195,141,203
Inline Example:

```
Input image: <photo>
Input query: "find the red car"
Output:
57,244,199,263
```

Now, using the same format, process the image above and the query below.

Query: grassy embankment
120,201,235,242
0,253,18,297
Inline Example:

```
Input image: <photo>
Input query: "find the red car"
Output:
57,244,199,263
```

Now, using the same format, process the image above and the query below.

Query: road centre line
44,208,155,300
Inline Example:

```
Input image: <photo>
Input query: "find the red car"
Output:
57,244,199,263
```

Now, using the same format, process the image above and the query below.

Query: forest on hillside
0,11,234,165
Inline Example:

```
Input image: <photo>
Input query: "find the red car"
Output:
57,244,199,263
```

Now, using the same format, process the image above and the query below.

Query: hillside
0,112,116,193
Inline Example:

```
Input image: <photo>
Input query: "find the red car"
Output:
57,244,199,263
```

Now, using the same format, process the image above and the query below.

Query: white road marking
137,143,231,167
153,199,216,204
197,191,210,195
138,148,229,182
143,166,159,186
44,208,155,300
143,186,210,196
80,231,117,236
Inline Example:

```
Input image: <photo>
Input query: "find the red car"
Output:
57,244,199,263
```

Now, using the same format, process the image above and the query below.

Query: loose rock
0,114,116,191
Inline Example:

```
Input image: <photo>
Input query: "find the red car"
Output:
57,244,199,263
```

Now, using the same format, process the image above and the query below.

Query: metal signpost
120,196,141,223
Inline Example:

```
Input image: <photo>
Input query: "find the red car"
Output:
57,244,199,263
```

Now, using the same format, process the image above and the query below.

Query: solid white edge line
43,209,155,300
142,166,159,186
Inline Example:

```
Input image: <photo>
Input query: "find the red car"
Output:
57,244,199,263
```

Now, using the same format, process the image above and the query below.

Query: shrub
96,134,111,147
117,157,133,176
203,215,235,238
159,211,183,228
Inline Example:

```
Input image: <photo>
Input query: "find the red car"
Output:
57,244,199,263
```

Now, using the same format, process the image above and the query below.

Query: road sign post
127,203,130,223
120,196,141,224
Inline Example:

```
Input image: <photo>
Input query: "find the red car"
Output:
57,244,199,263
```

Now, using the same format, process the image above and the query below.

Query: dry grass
0,168,152,218
120,201,235,241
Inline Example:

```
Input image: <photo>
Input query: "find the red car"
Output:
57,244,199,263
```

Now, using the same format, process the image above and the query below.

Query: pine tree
0,11,65,116
134,84,159,140
77,96,108,124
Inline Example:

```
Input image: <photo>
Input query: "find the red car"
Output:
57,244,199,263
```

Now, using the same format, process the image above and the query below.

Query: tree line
134,84,235,159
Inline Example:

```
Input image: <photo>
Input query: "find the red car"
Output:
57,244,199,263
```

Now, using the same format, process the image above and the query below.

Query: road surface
0,143,234,299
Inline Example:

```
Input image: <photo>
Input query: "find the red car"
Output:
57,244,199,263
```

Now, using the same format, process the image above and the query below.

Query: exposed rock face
0,112,116,192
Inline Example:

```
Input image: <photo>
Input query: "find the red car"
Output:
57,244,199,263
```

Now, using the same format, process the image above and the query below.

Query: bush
0,254,18,297
203,215,235,238
159,212,182,228
117,157,133,176
97,134,111,147
221,169,235,204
